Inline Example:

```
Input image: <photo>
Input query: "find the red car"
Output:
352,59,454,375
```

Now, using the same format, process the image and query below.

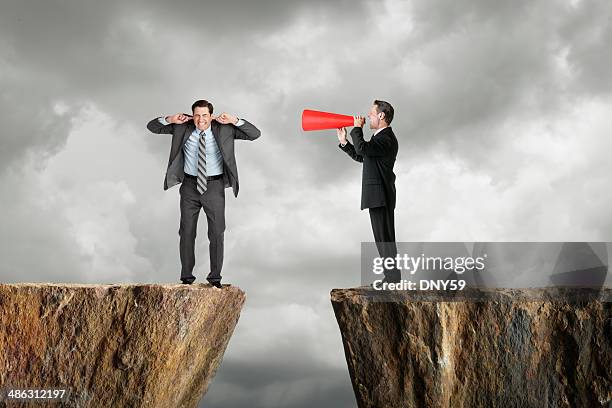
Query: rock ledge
0,283,245,407
331,287,611,408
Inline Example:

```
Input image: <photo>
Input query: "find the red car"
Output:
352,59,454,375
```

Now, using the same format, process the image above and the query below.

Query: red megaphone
301,109,354,131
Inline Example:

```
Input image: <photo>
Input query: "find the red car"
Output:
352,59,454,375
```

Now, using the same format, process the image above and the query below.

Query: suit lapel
182,122,195,146
211,122,225,153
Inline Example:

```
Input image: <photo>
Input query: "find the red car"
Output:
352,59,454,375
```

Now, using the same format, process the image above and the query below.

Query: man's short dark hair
192,99,214,114
373,100,394,125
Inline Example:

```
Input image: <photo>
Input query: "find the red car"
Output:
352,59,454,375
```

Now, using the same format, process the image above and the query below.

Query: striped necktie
197,130,207,194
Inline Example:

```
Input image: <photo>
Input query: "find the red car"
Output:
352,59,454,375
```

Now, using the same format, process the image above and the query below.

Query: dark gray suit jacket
146,117,261,197
340,127,398,210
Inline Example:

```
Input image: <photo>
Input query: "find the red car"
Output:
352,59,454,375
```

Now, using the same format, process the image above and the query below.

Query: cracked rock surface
331,287,611,408
0,283,245,407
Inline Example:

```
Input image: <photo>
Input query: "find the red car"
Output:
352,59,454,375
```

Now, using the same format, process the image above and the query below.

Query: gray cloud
561,0,612,94
2,0,612,406
205,362,355,408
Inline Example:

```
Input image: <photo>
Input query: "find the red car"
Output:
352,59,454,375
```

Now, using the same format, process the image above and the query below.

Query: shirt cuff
235,118,245,127
340,141,348,148
158,116,170,125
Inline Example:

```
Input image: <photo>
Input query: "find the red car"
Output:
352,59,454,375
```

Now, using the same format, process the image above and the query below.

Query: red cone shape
301,109,354,131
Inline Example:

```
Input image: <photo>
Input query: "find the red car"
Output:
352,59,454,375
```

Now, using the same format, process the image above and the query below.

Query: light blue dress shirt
158,117,244,176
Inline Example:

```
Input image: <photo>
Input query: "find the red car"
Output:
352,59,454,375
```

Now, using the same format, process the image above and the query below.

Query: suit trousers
179,175,225,283
369,206,401,282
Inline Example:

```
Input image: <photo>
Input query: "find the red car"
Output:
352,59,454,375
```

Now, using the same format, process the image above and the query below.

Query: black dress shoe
181,277,195,284
207,279,222,288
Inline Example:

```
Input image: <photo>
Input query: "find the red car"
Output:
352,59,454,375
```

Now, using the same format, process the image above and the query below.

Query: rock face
331,288,612,408
0,283,245,407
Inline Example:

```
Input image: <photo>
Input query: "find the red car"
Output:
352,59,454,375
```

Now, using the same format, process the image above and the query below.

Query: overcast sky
1,0,611,406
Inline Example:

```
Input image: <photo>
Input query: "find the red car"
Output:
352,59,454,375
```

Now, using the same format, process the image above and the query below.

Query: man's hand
213,112,239,125
353,115,365,127
337,127,347,145
166,113,191,124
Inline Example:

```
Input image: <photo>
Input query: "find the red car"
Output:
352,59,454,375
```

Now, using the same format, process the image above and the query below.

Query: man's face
193,106,212,131
367,105,383,129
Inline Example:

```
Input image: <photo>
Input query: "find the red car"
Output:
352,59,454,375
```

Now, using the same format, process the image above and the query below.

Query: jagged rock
331,287,612,408
0,283,245,407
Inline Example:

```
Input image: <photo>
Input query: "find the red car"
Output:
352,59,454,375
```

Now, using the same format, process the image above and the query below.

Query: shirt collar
193,126,212,136
374,126,388,136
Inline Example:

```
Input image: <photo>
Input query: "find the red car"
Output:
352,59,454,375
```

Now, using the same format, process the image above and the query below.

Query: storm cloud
1,0,611,406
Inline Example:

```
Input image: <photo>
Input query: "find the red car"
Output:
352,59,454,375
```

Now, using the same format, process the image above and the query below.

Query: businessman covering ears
147,99,261,287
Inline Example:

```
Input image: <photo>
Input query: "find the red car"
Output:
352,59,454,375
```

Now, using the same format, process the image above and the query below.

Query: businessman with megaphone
337,100,400,283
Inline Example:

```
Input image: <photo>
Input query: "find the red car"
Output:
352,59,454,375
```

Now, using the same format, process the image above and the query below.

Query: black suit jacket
146,117,261,197
340,127,398,210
